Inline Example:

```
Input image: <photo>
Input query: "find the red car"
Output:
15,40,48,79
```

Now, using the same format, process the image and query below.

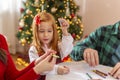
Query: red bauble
72,33,76,39
71,13,75,18
20,8,24,13
18,27,23,30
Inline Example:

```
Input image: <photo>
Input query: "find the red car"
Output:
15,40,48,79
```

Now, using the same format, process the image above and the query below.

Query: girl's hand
58,18,69,36
57,66,70,75
83,48,99,67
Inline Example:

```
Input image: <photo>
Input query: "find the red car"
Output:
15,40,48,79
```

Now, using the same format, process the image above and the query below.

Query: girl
29,12,73,77
0,34,57,80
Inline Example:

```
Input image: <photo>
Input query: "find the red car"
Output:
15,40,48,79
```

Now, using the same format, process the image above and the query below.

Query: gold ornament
26,9,31,14
34,0,40,6
51,7,57,13
16,58,29,67
19,19,24,27
21,38,26,45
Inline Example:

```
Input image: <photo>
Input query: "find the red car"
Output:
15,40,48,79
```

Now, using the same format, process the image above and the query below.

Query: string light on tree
51,7,57,13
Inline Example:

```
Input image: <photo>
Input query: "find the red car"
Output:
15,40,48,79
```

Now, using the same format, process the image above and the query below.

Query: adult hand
58,18,69,36
110,62,120,79
83,48,99,67
35,49,56,65
33,50,57,74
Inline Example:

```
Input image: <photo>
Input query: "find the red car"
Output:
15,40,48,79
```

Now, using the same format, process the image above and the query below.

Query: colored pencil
86,73,92,79
92,70,107,78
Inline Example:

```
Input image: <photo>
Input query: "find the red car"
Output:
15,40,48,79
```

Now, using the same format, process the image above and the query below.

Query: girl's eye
39,30,44,33
48,30,52,32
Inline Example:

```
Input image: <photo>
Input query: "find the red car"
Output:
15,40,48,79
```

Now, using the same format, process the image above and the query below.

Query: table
46,61,117,80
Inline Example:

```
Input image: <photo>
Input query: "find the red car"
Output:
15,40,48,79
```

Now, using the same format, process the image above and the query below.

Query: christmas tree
17,0,83,46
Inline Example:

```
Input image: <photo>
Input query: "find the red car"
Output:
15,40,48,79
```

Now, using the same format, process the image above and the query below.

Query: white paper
46,61,117,80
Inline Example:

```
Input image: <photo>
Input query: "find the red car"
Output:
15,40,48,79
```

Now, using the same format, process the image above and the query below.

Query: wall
75,0,120,36
0,11,18,54
0,0,22,54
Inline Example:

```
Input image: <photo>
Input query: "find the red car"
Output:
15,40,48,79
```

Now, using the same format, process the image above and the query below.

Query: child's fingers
63,66,70,74
58,18,63,26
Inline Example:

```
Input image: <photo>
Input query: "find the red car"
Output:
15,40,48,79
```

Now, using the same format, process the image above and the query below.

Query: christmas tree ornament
51,7,57,13
41,4,44,12
25,31,31,35
34,0,40,6
66,1,70,16
18,26,23,30
72,33,76,39
19,19,25,27
71,13,75,18
26,9,31,14
21,38,26,46
20,8,24,13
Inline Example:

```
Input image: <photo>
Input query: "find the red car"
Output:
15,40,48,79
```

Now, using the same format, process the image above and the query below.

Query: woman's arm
5,53,39,80
0,34,9,52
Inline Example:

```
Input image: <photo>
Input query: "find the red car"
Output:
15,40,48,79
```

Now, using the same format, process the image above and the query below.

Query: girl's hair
0,48,7,64
32,12,59,55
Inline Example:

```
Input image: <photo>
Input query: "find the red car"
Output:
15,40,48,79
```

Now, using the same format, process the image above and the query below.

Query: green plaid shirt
70,21,120,67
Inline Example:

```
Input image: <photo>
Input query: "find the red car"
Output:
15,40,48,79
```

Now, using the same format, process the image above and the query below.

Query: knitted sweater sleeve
5,53,40,80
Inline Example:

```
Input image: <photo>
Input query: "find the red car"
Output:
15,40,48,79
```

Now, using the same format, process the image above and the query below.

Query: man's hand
110,62,120,79
83,48,99,67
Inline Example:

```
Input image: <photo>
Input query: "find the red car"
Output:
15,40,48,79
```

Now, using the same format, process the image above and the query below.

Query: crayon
92,70,107,78
96,70,107,76
52,54,60,58
86,73,92,79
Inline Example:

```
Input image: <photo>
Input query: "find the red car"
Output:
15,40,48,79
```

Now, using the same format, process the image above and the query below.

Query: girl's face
38,22,53,46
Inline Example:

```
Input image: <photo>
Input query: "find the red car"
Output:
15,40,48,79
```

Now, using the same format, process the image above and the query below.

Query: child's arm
29,46,39,63
58,18,74,60
46,65,70,75
60,34,74,60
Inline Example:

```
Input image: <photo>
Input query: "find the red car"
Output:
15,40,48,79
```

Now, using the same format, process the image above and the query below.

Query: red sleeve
0,34,9,52
5,53,40,80
0,34,40,80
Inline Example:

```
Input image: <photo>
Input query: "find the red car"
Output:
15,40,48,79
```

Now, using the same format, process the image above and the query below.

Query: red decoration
18,26,23,30
35,15,41,26
72,33,76,39
71,13,75,18
20,8,24,13
62,55,72,62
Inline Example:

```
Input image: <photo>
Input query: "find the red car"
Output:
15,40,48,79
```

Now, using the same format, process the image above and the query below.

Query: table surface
46,61,117,80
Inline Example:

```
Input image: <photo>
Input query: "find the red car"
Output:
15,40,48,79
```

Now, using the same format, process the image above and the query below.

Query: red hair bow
35,15,41,26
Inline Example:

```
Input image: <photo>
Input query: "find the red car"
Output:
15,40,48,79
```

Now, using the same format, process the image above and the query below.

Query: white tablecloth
46,61,117,80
